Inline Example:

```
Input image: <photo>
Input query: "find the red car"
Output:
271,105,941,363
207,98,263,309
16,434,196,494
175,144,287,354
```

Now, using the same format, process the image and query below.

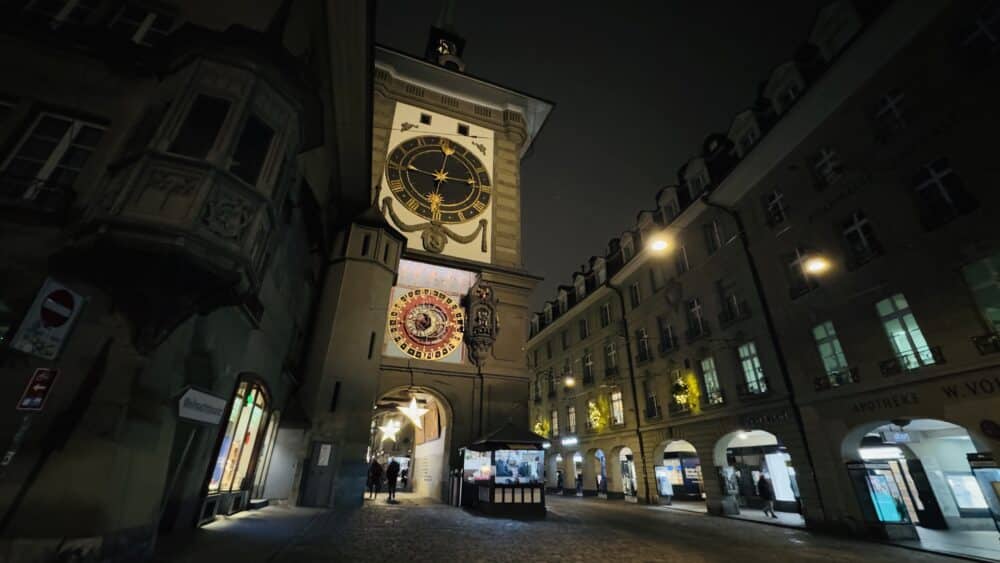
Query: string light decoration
532,418,551,438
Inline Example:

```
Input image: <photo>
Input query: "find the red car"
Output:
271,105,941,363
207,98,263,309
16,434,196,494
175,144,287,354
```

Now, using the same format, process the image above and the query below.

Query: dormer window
558,293,568,314
575,279,586,300
661,199,679,224
544,305,553,324
780,83,801,107
622,237,635,261
596,264,607,285
738,127,760,156
687,170,709,199
530,316,540,336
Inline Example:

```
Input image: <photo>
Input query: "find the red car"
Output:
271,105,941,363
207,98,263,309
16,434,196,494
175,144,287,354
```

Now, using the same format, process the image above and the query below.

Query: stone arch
840,414,995,462
606,445,630,494
372,385,455,501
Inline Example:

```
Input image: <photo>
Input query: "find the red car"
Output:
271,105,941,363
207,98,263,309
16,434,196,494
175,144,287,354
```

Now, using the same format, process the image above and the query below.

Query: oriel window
169,95,232,159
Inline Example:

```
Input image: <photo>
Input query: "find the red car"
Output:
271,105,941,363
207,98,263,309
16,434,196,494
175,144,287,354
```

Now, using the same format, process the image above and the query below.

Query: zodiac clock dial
388,288,465,360
385,135,492,224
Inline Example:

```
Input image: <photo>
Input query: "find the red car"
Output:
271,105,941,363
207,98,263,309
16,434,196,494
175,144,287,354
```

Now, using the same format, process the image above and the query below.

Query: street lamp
563,374,576,388
647,234,671,253
804,255,832,275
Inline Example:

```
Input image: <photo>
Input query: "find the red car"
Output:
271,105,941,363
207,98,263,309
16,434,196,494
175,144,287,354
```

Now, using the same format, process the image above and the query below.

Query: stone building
528,0,1000,555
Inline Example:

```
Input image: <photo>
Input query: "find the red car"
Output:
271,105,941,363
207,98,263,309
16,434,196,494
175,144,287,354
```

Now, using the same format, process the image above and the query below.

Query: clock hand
406,164,437,177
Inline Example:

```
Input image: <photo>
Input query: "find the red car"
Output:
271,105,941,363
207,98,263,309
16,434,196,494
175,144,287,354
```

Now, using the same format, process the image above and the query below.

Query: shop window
109,3,175,45
1,113,105,200
208,380,271,493
610,390,625,425
169,95,231,159
876,293,935,369
230,114,276,186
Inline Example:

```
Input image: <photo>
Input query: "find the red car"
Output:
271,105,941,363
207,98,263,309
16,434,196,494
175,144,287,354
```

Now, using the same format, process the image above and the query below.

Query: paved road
155,494,958,563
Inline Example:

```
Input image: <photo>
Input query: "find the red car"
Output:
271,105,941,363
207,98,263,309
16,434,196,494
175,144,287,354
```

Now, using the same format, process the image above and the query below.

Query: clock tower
368,20,553,500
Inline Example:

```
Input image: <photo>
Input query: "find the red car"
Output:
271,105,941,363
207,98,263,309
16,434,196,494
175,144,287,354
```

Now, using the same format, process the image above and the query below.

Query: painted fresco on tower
379,101,495,263
384,259,476,364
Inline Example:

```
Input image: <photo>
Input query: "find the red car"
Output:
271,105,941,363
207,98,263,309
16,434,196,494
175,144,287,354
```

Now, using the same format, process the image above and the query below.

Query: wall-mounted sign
9,279,85,360
880,431,913,444
16,368,59,411
317,444,332,466
177,387,227,425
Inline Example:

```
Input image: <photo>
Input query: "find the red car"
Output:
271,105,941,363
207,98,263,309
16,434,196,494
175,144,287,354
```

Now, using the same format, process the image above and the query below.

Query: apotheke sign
177,387,227,425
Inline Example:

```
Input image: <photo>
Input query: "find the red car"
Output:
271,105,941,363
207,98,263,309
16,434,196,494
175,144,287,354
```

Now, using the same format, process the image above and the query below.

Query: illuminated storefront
200,379,279,523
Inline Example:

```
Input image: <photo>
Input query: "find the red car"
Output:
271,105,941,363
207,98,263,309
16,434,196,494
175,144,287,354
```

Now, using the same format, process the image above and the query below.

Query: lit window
812,322,851,385
567,406,576,434
596,265,607,285
610,391,625,425
0,113,105,200
551,410,559,436
208,381,271,492
738,342,767,394
700,357,724,405
876,293,935,369
962,252,1000,332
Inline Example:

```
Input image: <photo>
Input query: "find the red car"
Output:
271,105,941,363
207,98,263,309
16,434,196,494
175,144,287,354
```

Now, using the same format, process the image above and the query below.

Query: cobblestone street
154,494,962,563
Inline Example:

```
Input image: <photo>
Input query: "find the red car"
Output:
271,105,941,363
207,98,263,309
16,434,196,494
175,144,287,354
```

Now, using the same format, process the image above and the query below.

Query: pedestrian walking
386,458,401,502
367,458,384,500
757,474,777,518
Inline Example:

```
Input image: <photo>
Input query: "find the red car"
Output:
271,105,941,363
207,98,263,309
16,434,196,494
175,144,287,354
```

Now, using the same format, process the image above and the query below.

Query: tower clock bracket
381,197,488,254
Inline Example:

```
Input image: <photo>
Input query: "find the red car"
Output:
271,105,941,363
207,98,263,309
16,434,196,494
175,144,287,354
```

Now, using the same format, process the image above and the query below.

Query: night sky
375,1,825,311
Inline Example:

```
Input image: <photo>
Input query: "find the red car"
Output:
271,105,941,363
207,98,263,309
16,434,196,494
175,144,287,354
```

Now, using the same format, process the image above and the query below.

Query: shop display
494,450,544,485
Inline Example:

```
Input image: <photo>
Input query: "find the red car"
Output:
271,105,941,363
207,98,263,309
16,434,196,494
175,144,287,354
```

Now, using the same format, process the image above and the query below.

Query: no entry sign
9,278,85,360
16,368,59,411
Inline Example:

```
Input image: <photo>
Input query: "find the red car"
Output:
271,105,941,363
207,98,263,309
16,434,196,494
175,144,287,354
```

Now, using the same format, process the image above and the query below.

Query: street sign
177,387,227,425
9,279,85,360
16,368,59,411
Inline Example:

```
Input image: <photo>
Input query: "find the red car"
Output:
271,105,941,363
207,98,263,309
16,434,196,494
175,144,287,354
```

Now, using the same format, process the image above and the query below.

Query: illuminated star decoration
397,397,429,429
379,419,401,442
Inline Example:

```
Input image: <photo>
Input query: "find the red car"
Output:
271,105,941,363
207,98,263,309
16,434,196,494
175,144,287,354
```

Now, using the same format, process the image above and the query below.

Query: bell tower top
424,0,466,72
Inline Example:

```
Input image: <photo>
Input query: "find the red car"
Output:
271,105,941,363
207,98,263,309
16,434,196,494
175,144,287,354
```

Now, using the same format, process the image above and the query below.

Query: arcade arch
841,418,1000,555
651,439,706,509
714,429,803,523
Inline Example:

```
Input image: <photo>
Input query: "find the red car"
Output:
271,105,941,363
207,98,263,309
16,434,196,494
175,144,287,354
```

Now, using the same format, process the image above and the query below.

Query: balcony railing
685,323,711,344
718,301,751,329
644,404,661,419
972,333,1000,355
582,370,595,386
736,377,770,397
813,367,860,391
879,346,944,376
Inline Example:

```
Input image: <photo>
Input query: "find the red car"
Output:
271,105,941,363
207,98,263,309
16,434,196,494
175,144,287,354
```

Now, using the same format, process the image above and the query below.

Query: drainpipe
608,283,652,505
701,194,827,519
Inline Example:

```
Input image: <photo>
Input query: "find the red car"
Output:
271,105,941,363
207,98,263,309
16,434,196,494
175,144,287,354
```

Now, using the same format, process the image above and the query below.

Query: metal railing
736,377,770,397
813,367,860,391
879,346,944,376
972,333,1000,355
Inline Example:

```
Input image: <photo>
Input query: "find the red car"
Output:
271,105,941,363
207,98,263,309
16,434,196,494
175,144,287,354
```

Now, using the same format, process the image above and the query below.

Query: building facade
528,0,1000,550
0,0,388,561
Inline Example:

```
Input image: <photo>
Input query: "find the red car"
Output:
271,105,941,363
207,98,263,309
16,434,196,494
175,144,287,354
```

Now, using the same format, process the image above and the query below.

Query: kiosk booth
459,423,547,518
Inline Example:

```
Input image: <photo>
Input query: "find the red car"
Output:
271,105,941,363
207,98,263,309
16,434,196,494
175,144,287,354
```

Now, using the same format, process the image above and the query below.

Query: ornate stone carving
471,141,487,155
201,189,256,240
381,196,488,254
463,278,500,367
145,169,200,212
400,122,419,132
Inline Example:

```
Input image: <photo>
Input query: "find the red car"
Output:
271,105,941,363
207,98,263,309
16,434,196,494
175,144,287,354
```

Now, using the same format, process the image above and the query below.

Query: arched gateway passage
367,387,452,501
843,418,1000,555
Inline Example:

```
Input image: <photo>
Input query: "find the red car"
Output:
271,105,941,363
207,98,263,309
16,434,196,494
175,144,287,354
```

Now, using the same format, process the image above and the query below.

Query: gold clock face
385,135,492,224
388,288,465,360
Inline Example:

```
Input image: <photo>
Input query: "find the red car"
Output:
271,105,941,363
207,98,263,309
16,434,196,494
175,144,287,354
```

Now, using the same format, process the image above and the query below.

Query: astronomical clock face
385,135,492,224
388,288,465,361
